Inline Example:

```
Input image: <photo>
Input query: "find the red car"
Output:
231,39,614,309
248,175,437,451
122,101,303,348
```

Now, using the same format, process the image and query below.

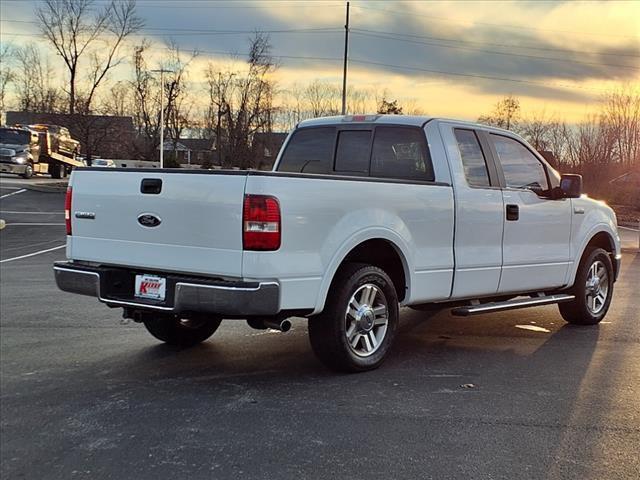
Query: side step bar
451,294,575,317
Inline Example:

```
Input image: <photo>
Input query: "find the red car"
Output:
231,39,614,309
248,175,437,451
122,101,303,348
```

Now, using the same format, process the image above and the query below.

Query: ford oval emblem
138,213,161,228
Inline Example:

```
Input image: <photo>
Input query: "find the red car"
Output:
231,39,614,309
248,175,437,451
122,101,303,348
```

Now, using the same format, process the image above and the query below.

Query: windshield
0,129,30,145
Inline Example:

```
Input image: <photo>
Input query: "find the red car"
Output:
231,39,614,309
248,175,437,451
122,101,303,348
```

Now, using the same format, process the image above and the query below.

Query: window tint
370,127,433,181
491,134,548,191
454,129,490,187
334,130,371,174
277,127,335,174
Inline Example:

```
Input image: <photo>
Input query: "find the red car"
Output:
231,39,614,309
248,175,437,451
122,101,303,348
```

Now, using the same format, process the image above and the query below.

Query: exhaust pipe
262,319,292,332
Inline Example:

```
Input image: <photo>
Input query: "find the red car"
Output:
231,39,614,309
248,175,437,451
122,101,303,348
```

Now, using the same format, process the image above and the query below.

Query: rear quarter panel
244,174,455,313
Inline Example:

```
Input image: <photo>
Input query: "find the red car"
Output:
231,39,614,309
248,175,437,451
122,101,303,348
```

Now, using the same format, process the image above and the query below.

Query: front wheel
559,247,614,325
143,315,222,347
21,161,34,179
308,264,399,372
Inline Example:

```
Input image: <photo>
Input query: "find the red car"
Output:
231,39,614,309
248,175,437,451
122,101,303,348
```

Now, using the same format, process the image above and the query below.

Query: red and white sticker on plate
135,274,166,301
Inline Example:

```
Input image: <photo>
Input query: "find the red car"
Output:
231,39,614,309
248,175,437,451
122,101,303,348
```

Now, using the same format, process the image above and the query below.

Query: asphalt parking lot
1,182,639,480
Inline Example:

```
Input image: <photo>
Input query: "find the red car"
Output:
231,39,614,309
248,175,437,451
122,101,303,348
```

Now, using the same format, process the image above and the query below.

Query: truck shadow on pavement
9,254,631,479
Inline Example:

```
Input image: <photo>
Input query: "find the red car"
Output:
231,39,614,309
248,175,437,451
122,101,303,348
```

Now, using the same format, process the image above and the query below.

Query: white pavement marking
0,189,27,199
0,244,65,264
0,186,22,190
619,226,639,232
0,211,64,215
4,223,65,226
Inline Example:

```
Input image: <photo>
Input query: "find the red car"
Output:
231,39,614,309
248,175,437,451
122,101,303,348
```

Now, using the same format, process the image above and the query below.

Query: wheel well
339,239,407,301
584,231,617,276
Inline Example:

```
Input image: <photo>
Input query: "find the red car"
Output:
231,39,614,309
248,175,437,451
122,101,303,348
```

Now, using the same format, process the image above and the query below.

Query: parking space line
0,211,64,214
0,244,66,264
0,189,27,199
4,223,66,226
619,226,639,232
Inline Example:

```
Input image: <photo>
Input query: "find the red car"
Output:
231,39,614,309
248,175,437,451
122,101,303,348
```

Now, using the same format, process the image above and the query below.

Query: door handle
506,204,519,221
140,178,162,194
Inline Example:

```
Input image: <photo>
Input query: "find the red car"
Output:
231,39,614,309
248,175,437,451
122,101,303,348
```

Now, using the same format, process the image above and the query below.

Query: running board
451,294,575,317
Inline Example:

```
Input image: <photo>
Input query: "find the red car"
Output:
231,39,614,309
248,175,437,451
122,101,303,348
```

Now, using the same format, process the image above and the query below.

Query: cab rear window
278,125,433,182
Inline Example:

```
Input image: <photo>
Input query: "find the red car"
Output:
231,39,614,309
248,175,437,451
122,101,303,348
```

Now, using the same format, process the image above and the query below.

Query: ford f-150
54,115,621,372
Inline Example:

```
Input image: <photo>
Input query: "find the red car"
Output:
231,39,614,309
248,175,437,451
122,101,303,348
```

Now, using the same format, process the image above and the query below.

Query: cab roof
297,115,513,135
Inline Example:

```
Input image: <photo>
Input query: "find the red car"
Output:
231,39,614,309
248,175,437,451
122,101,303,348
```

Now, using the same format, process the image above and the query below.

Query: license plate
134,274,166,301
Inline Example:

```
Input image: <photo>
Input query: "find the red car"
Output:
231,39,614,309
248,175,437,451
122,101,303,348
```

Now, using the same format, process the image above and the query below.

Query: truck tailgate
68,170,247,277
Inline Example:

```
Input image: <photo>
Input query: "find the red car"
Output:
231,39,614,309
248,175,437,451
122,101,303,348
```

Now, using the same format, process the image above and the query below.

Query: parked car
90,158,116,168
54,115,621,372
0,126,41,178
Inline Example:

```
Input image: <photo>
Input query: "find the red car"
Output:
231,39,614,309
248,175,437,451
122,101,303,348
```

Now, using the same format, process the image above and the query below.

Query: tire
50,163,63,179
21,162,34,179
559,247,614,325
308,263,399,372
143,315,222,347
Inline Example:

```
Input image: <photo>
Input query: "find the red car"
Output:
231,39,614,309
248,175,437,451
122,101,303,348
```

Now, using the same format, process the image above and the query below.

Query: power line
0,20,341,36
351,31,640,71
349,58,608,93
353,4,640,39
5,18,637,59
352,28,640,59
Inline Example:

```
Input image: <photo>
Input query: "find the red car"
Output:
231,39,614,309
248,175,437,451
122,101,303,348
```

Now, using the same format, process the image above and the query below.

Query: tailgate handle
141,178,162,194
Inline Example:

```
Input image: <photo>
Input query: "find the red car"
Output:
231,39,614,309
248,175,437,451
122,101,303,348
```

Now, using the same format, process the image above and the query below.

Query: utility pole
341,1,350,116
151,68,174,168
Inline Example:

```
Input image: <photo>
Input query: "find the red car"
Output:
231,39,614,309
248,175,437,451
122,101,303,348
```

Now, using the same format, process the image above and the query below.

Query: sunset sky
1,0,639,122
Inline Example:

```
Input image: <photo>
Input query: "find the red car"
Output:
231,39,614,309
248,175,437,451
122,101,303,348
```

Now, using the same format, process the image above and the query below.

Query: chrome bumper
53,262,280,316
0,162,27,174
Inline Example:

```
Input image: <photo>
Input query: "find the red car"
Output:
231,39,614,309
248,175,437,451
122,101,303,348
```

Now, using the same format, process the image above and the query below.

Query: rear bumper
53,261,280,316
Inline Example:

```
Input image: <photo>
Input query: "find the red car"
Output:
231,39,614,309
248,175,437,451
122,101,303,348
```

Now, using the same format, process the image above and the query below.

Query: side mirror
560,174,582,198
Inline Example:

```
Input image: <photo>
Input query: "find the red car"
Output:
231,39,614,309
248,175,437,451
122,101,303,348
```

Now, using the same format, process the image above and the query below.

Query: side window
454,129,490,187
334,130,371,174
491,134,549,191
277,127,335,174
370,127,434,181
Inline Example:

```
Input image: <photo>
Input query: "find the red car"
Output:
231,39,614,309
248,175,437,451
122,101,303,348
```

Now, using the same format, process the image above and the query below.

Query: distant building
159,138,216,166
6,111,136,160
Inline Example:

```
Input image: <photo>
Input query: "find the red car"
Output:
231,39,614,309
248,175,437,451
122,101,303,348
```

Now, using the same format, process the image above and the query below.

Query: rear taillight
64,186,72,235
243,194,281,251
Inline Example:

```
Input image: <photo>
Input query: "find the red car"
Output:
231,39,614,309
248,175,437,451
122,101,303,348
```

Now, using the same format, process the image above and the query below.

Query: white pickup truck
54,115,621,372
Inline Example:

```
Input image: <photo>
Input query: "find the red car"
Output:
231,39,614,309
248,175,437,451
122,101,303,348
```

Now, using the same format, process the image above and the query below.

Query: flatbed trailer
27,125,83,179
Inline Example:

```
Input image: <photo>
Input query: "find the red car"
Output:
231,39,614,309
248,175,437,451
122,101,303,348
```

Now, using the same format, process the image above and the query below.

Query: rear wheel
143,315,222,346
50,162,63,179
559,247,613,325
308,264,399,372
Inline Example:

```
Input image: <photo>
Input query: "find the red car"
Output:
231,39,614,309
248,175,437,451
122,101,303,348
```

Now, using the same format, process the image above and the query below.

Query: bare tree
478,94,521,130
15,43,63,113
36,0,143,114
101,81,132,117
602,85,640,169
304,80,340,117
163,43,198,167
0,43,14,121
130,41,162,160
204,33,279,169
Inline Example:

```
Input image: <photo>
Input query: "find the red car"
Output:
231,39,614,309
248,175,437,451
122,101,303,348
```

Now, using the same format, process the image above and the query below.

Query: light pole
151,68,174,168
